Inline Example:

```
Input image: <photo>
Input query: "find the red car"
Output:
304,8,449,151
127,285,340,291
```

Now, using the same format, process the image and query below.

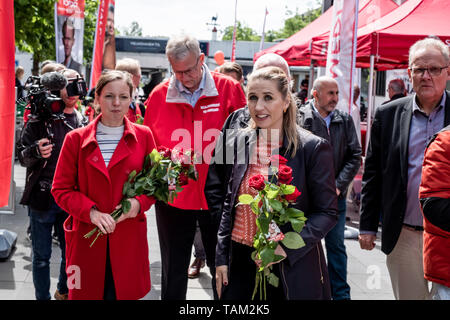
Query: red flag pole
0,0,16,208
89,0,110,89
259,7,268,52
231,0,238,62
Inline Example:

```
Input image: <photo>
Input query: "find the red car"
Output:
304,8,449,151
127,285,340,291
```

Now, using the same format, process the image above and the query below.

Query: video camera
20,72,87,121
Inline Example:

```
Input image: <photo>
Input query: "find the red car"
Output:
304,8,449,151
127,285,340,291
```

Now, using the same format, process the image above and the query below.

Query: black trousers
155,201,218,300
103,238,116,300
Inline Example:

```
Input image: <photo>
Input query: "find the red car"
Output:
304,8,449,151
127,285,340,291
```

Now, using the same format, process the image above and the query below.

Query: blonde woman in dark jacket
205,67,338,300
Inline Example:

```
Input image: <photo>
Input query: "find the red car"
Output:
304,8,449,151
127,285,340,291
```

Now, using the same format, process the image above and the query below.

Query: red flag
0,0,15,207
89,0,116,89
325,0,359,114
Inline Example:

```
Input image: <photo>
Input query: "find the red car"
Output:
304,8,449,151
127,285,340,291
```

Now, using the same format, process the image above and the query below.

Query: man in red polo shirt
143,34,246,300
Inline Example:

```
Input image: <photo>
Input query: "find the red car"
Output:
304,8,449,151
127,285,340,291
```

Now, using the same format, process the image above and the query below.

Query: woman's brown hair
95,70,134,97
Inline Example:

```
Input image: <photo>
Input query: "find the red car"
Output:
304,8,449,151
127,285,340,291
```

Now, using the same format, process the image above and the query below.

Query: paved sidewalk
0,161,394,300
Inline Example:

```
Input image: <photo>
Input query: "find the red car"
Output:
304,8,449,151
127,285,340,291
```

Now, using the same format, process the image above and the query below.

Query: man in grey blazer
359,37,450,300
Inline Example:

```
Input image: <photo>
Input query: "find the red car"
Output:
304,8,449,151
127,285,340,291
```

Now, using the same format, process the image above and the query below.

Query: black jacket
299,102,362,198
360,92,450,254
205,111,338,299
18,112,84,210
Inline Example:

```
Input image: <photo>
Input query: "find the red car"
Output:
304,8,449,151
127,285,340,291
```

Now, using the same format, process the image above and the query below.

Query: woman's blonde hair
246,66,298,157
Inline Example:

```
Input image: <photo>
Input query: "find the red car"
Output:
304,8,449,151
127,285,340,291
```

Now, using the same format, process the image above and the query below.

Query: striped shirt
96,122,124,167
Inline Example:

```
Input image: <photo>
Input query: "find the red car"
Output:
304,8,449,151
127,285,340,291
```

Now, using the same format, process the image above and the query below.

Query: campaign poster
55,0,85,75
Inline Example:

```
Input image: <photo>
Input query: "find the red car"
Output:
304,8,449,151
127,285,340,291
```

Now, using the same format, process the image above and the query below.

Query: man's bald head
254,53,291,80
312,76,339,117
312,76,338,92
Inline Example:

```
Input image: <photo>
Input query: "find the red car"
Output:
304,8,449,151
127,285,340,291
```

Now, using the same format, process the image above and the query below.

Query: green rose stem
82,148,198,249
239,167,307,301
83,205,124,248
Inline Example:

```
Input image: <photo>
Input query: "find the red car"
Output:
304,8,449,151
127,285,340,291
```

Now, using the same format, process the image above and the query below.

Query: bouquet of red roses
84,146,197,247
237,155,306,300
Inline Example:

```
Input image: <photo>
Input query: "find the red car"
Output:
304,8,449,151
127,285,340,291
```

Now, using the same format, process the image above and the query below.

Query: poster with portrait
54,0,85,75
89,0,116,89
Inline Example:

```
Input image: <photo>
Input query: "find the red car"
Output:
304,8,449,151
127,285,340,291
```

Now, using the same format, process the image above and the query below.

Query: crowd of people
14,34,450,300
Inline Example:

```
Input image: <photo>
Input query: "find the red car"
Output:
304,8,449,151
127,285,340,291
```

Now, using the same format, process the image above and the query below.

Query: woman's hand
215,265,228,299
90,207,116,234
116,198,141,223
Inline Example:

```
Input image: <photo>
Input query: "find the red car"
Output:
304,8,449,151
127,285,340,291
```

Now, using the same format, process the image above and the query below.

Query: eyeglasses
172,56,200,77
410,65,448,77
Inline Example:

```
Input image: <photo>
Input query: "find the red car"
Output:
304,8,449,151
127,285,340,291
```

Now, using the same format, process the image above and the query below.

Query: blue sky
114,0,319,40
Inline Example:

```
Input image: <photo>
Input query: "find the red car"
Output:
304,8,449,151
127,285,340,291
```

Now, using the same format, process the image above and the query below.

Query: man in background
300,76,361,300
143,34,246,300
359,37,450,300
382,78,407,105
115,58,145,120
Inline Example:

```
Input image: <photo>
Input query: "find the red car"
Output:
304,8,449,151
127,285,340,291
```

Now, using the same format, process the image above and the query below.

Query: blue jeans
325,197,350,300
30,199,68,300
432,282,450,300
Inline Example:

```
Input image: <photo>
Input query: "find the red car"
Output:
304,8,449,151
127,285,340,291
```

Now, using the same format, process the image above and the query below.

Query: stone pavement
0,161,394,300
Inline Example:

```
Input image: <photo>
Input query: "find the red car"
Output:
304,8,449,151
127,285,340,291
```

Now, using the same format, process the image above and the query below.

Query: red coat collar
81,114,138,149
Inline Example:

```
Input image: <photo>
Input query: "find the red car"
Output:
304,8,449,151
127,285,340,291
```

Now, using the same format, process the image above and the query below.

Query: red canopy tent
254,0,399,66
311,0,450,69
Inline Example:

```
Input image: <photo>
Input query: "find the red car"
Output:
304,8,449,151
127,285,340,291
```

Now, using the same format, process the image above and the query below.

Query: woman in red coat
52,70,156,300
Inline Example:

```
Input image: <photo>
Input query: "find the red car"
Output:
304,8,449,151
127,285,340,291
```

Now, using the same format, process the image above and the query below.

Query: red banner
56,0,85,18
89,0,115,89
0,0,15,207
231,0,238,62
325,0,359,114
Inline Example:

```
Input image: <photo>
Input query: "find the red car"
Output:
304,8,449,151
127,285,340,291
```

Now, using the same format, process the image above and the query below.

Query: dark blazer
299,102,362,198
360,91,450,255
206,121,338,299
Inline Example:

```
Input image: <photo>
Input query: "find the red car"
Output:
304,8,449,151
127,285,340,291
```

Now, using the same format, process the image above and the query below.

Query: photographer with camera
18,68,87,300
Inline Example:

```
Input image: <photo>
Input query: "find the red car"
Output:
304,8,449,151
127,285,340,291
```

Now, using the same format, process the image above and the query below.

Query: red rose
157,146,172,158
249,174,266,191
285,187,302,202
270,155,288,166
278,165,293,185
178,172,189,186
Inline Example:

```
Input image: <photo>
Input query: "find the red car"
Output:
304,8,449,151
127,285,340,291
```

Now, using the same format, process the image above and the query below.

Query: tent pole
308,59,315,100
365,55,375,156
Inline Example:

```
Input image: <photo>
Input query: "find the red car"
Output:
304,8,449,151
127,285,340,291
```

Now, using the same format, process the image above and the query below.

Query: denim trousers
432,282,450,300
30,198,68,300
324,197,350,300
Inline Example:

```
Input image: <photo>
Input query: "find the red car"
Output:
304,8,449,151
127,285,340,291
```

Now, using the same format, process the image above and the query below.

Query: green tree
14,0,99,75
83,0,100,67
222,21,260,41
120,21,143,37
221,3,321,43
270,4,322,40
278,7,321,38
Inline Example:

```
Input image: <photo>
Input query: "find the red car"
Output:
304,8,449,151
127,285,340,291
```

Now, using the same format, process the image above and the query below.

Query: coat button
92,156,98,162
